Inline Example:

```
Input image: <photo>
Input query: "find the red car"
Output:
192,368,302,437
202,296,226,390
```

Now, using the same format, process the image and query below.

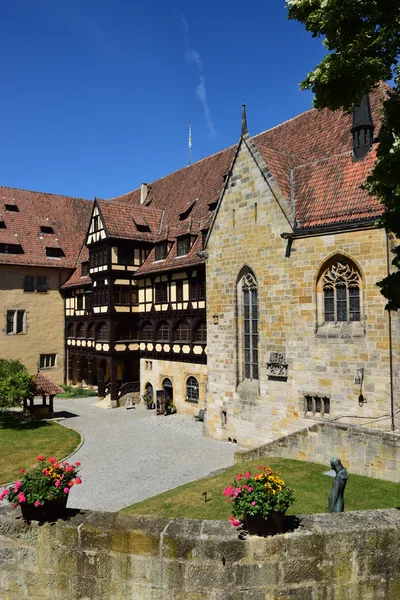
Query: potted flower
223,466,294,536
165,401,177,415
0,455,82,522
142,393,155,410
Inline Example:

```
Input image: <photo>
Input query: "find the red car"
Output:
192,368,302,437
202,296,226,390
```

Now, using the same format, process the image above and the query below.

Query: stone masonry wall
1,505,400,599
235,421,400,483
205,136,399,448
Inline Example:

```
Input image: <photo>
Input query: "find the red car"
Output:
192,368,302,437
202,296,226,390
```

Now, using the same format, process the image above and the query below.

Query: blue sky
0,1,326,199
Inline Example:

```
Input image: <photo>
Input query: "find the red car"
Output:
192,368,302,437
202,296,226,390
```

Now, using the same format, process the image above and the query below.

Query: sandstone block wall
205,136,399,448
235,421,400,483
0,265,68,384
1,506,400,599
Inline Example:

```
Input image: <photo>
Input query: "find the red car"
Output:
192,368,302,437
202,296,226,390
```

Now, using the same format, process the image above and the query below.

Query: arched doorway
162,378,173,402
145,382,154,400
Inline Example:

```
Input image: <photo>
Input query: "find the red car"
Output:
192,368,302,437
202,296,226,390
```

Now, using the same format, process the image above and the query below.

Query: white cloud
181,15,216,138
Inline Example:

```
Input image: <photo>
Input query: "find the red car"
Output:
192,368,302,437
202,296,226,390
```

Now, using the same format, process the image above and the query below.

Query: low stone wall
235,421,400,482
1,506,400,599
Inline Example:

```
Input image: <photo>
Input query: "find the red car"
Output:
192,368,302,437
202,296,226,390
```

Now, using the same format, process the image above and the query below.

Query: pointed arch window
323,262,360,322
241,271,258,380
156,321,170,341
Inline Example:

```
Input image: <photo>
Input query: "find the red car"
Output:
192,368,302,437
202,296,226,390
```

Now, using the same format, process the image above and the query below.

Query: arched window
96,322,109,341
322,262,361,322
174,320,190,342
76,323,85,339
186,376,199,403
238,269,258,381
87,323,95,339
144,382,153,400
194,320,207,343
67,322,74,338
156,321,170,341
116,324,137,341
141,321,153,341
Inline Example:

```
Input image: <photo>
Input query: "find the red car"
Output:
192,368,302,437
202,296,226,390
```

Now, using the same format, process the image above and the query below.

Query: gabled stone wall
205,136,399,448
1,506,400,599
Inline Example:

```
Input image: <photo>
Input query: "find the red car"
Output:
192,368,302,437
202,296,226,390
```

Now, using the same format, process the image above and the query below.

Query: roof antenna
188,121,192,165
241,104,248,136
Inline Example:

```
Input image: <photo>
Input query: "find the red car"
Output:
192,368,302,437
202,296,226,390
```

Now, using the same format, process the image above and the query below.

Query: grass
0,414,81,484
56,385,97,398
121,457,400,519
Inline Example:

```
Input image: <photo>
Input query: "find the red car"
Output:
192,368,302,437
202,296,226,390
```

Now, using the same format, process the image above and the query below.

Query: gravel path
51,398,238,512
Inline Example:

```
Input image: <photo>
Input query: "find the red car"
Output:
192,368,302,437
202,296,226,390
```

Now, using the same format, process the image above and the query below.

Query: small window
186,376,199,403
177,236,190,257
195,321,207,343
155,243,167,261
5,204,18,212
76,295,84,310
176,280,184,302
117,246,133,266
156,321,169,341
155,282,168,304
6,310,26,335
37,277,48,293
76,323,85,338
141,322,153,341
114,286,130,306
46,247,64,258
40,225,54,234
40,354,56,369
116,325,137,341
93,215,100,232
0,220,6,229
0,243,23,255
81,262,89,276
304,395,330,418
87,323,95,339
96,322,109,341
175,320,190,342
190,278,205,301
24,276,35,293
131,287,139,305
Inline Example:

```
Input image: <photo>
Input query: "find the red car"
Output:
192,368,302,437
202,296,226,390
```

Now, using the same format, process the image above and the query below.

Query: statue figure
328,457,348,513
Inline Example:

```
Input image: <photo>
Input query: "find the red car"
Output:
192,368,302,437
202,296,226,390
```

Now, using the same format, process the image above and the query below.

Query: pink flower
36,455,46,462
75,461,81,466
247,487,253,492
55,480,61,488
19,469,25,474
75,477,82,485
233,487,242,499
17,492,26,503
63,488,70,494
12,503,18,508
244,472,251,478
48,457,56,464
223,485,234,497
251,501,256,506
65,466,73,472
229,515,241,527
34,500,41,507
0,489,9,501
235,474,243,480
43,469,49,476
14,481,22,493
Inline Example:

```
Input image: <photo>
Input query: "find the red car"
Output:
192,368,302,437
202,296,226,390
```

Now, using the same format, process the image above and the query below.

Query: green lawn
0,415,81,484
121,457,400,519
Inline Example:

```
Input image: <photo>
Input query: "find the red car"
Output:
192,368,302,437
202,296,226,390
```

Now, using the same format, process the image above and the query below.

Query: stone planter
244,511,285,536
20,496,68,522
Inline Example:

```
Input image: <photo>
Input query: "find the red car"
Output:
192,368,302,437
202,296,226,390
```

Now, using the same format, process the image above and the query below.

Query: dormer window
133,215,151,233
81,261,89,276
177,236,190,257
208,200,218,211
5,200,18,212
179,199,196,221
40,225,54,234
155,242,168,261
0,243,23,254
46,247,64,258
0,216,5,229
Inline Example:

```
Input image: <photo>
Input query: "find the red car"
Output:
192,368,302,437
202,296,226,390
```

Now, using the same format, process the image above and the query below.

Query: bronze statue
328,457,348,513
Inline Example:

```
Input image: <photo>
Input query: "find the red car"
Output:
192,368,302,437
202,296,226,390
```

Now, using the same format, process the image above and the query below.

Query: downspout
386,233,395,431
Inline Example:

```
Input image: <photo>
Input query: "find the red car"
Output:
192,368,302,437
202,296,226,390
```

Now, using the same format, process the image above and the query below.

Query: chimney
352,95,374,160
140,183,148,205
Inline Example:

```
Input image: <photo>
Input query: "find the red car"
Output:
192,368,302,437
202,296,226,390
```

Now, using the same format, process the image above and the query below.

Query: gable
87,205,107,245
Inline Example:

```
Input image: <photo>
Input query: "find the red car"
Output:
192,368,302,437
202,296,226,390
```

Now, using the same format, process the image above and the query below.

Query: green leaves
0,359,33,410
287,0,400,308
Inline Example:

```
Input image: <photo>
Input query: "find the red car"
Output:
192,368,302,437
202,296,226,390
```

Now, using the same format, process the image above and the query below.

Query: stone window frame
39,353,57,369
315,254,365,338
237,266,259,383
186,376,199,403
303,394,331,419
6,309,26,335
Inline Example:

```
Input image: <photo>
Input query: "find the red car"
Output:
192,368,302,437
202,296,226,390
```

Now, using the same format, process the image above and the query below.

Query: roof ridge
0,185,90,202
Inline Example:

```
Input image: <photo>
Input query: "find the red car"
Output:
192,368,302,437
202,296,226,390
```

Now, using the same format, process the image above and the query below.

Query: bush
0,359,33,410
56,386,97,398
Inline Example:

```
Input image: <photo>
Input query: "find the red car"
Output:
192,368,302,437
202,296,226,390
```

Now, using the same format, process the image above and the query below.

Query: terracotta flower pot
20,495,68,522
244,511,285,536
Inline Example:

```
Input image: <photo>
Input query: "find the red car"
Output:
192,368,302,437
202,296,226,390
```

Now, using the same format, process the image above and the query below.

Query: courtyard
52,397,239,512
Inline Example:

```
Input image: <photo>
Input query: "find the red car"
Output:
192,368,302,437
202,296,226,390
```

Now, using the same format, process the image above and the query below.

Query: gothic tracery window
241,271,258,380
323,262,360,322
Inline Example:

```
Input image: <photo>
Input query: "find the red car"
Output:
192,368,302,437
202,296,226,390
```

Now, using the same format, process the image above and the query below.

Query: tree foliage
287,0,400,309
0,359,33,410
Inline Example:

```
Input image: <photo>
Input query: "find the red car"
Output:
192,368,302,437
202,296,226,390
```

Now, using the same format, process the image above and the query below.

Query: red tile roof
0,187,92,268
32,372,63,396
61,84,387,285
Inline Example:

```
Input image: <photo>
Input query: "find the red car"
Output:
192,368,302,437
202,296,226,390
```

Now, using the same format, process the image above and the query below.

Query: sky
0,1,327,200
